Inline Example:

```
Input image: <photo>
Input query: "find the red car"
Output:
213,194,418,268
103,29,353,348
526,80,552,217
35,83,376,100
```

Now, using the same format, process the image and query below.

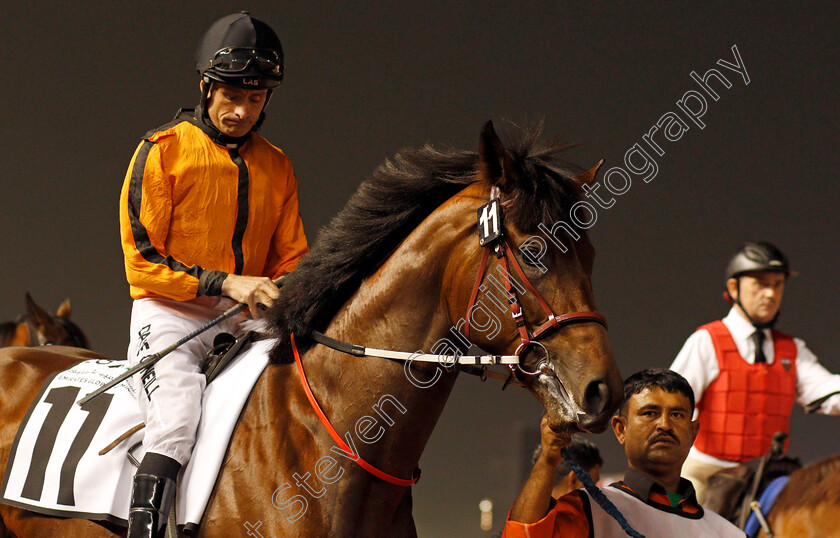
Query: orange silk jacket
119,110,308,301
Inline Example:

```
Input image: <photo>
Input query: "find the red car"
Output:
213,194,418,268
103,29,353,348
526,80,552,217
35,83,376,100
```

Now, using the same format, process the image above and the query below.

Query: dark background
1,2,837,536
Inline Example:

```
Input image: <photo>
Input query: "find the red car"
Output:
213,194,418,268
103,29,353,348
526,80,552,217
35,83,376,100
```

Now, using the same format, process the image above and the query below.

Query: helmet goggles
205,47,283,78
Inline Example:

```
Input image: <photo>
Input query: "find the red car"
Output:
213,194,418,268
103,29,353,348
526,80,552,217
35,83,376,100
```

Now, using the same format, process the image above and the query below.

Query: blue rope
562,447,645,538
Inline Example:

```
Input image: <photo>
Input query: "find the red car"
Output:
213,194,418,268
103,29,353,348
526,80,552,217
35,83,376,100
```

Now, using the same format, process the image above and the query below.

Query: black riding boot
127,473,176,538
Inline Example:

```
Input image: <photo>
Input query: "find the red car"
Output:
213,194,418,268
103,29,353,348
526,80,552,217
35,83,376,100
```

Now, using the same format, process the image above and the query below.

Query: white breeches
127,296,265,466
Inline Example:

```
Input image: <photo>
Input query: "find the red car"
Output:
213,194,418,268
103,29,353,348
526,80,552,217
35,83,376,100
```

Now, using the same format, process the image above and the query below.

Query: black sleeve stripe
229,148,249,274
127,139,203,281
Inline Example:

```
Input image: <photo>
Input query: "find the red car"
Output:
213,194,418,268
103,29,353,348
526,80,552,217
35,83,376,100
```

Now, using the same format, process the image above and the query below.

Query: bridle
462,185,607,381
289,183,610,487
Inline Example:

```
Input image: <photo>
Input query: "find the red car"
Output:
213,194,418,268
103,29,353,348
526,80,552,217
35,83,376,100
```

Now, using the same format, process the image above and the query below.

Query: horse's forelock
503,132,585,235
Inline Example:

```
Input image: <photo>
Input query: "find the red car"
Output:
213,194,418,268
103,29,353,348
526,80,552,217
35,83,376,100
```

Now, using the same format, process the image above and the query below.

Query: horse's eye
520,246,544,268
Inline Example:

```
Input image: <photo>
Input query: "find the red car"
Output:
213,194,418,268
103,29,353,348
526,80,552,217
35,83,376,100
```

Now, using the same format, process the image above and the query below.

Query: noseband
291,185,609,487
462,186,607,380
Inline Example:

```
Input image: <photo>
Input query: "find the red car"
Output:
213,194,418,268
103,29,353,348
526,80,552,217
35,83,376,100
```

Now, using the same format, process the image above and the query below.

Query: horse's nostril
582,379,609,417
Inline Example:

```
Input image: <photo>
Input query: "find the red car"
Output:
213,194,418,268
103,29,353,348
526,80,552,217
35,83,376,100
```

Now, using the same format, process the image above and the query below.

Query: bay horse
0,293,89,349
757,453,840,537
0,122,623,536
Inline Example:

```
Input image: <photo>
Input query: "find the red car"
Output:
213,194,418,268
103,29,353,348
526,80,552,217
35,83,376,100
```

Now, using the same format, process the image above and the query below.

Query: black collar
618,468,699,506
179,106,251,148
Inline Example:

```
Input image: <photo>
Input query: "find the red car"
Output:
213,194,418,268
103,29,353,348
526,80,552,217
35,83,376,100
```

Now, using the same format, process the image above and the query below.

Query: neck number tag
477,198,502,247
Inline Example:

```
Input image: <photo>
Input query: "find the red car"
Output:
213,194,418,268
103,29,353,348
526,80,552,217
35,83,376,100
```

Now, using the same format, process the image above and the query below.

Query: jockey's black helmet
725,241,792,281
195,12,284,90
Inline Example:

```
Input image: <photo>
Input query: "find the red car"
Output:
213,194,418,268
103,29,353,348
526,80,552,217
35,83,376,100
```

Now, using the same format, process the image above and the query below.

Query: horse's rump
0,339,272,531
761,453,840,537
770,453,840,513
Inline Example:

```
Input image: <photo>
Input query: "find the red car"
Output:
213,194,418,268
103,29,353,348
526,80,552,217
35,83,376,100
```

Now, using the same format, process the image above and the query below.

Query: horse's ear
575,158,605,185
56,298,72,319
478,121,517,192
24,293,53,331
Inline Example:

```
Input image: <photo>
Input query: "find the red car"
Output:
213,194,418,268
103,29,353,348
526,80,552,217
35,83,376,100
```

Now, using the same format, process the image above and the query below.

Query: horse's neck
328,183,483,349
225,188,483,533
232,189,482,533
306,190,480,474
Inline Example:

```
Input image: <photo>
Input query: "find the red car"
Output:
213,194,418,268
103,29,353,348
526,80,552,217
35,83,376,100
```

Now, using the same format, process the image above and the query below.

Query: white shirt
670,307,840,466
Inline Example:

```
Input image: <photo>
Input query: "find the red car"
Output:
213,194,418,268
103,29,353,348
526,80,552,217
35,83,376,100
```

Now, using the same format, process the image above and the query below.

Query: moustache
651,432,679,444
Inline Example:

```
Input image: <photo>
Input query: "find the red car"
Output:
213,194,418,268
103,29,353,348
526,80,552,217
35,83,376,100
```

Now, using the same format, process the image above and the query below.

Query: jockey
118,12,308,537
670,241,840,503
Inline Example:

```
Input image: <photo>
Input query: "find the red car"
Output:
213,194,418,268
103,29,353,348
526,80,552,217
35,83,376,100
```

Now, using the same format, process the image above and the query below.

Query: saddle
0,334,273,530
703,432,801,528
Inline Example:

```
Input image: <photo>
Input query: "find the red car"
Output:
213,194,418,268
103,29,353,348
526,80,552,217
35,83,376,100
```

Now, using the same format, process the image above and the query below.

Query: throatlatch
290,184,611,487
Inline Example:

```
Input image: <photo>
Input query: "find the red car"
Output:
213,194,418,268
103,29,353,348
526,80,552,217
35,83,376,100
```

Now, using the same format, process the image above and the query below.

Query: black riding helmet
723,241,793,328
725,241,792,280
193,12,284,142
196,12,284,89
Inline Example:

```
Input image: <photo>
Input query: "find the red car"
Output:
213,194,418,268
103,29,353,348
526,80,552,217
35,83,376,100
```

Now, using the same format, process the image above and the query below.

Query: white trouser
127,296,264,466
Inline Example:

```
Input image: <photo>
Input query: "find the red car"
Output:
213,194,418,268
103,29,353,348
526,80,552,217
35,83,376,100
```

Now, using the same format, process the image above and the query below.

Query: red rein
290,189,605,486
291,333,419,487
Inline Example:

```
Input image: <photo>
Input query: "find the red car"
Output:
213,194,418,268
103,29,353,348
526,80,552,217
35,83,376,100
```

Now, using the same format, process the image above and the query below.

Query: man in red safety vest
671,241,840,503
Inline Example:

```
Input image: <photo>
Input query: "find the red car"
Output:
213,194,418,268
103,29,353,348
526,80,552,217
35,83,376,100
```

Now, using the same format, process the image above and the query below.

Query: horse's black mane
266,125,584,360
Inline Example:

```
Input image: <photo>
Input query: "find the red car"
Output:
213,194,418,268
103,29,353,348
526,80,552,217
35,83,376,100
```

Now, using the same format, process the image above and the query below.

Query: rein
308,329,523,386
291,333,420,486
563,447,645,538
308,329,518,365
290,185,610,487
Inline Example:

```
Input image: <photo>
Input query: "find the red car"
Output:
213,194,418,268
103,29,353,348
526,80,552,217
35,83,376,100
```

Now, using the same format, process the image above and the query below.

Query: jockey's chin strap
463,185,607,382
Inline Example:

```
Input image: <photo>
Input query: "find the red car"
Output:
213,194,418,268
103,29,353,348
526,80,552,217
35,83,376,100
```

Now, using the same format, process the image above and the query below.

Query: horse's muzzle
576,379,612,432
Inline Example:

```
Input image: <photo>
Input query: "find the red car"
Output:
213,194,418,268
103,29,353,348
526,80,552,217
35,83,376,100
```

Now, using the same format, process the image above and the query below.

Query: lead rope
562,448,645,538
